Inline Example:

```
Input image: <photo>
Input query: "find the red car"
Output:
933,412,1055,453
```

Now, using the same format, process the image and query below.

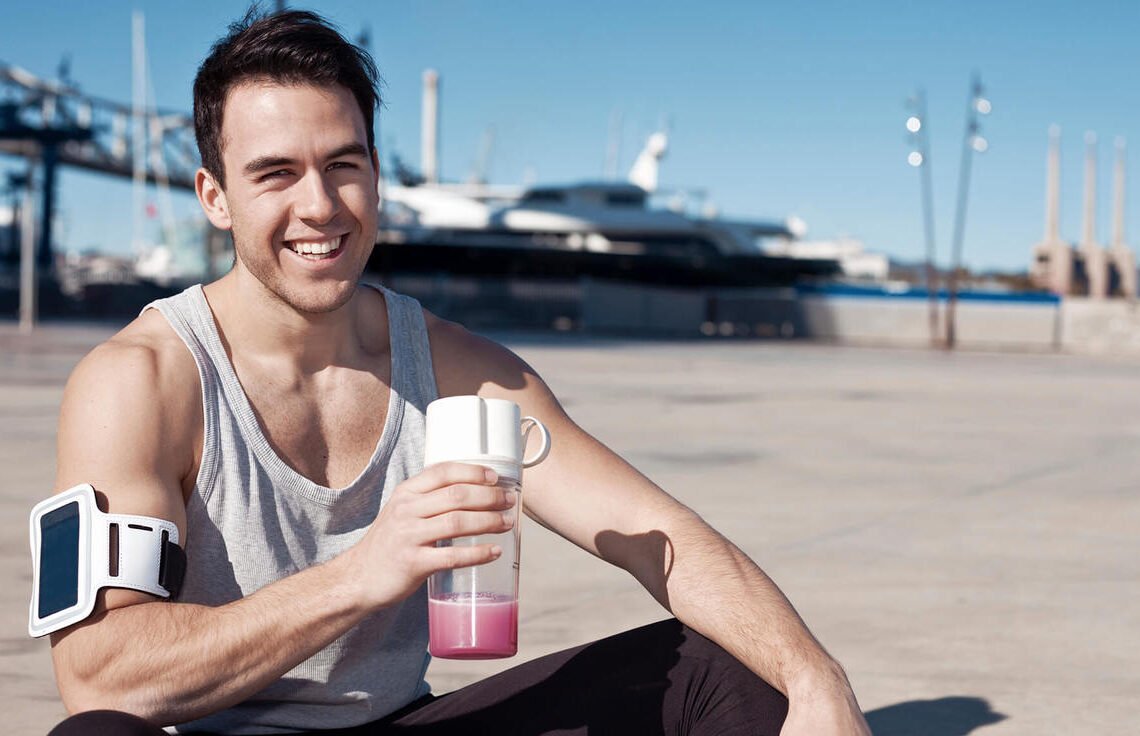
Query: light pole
944,74,990,349
907,90,940,347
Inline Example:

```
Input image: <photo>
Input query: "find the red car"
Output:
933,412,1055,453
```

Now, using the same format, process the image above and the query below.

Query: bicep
520,401,691,562
52,345,189,621
429,319,695,571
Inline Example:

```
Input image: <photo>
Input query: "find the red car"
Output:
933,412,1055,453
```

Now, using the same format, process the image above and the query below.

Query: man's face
211,81,379,314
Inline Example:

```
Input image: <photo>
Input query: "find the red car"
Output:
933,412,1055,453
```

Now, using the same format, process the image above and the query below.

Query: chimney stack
1045,124,1061,242
1081,131,1108,298
1112,137,1127,248
1110,137,1136,298
1031,125,1074,295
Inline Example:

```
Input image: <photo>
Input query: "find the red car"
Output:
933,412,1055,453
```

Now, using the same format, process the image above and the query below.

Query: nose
293,170,340,224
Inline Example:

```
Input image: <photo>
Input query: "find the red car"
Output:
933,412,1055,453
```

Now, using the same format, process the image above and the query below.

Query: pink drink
428,593,518,659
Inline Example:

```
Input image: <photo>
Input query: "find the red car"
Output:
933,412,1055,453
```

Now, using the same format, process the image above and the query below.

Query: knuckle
450,462,489,483
444,546,472,569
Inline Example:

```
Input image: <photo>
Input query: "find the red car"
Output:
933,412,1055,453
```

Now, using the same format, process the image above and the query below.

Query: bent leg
48,710,169,736
383,618,787,736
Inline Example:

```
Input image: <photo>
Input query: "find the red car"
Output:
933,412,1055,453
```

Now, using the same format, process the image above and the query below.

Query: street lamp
944,74,990,350
906,90,940,347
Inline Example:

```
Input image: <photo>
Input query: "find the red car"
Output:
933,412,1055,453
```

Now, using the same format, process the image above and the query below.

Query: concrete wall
1060,297,1140,354
382,275,1140,356
579,280,1064,351
801,296,1061,351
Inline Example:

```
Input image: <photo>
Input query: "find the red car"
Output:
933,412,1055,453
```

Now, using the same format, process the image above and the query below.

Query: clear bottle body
427,475,521,659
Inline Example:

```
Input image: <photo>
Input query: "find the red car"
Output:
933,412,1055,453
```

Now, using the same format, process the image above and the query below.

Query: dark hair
193,8,380,188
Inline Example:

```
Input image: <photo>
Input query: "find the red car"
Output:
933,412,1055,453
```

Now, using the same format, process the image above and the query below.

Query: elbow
58,672,167,724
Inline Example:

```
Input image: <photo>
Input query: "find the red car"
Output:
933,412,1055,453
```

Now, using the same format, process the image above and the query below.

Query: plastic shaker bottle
424,396,551,659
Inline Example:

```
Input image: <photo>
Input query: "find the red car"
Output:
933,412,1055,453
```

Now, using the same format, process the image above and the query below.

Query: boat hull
367,240,838,288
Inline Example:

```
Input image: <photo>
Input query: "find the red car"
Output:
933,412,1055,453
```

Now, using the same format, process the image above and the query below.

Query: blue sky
2,0,1138,271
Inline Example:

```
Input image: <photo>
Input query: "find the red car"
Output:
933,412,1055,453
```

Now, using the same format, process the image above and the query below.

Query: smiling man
42,9,869,736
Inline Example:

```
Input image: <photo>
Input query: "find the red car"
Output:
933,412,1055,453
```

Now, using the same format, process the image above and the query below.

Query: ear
371,147,381,189
196,168,232,230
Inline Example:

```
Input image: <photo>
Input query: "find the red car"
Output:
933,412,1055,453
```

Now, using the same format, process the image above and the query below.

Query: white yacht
372,132,838,287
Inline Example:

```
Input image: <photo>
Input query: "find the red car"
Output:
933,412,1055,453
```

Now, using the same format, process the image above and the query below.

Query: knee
48,710,164,736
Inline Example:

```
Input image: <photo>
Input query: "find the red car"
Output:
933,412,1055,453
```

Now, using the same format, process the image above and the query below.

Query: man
45,10,869,735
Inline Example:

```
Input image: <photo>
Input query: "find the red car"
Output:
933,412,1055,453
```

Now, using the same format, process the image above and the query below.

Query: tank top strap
139,284,222,495
374,284,439,411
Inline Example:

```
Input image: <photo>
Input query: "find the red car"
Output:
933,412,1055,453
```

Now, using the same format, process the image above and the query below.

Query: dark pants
49,619,788,736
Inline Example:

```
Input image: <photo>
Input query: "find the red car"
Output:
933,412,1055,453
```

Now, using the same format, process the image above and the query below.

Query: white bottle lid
424,396,551,479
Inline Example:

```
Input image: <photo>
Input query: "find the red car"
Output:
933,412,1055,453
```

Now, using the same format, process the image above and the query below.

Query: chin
269,279,358,315
294,288,357,315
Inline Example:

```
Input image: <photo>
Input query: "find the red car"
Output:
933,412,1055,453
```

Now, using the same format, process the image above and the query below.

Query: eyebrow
242,143,370,177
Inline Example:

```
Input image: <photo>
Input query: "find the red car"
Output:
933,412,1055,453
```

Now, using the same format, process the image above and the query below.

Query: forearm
641,512,847,697
54,550,367,726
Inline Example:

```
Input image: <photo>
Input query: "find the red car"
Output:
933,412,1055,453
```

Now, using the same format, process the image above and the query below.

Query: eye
328,160,358,171
258,169,292,182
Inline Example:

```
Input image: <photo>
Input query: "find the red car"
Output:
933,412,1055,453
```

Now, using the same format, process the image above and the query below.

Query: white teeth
288,237,342,257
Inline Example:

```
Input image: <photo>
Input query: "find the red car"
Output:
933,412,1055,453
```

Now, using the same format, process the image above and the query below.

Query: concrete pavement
2,319,1138,734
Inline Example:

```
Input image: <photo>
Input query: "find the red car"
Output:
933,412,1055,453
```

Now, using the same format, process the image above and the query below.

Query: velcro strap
159,538,186,599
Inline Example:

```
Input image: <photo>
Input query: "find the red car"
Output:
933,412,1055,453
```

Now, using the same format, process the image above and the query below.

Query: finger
414,483,517,519
401,462,498,494
426,542,503,572
424,509,514,545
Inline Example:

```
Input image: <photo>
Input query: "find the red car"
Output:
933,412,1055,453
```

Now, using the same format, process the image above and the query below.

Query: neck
204,270,369,373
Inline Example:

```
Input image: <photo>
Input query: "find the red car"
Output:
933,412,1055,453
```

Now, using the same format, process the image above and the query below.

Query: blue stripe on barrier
796,283,1061,305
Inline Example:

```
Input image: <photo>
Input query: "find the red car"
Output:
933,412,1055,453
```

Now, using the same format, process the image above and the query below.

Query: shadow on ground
865,696,1006,735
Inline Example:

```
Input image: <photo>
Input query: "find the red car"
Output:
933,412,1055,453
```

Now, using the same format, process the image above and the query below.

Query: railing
0,61,197,191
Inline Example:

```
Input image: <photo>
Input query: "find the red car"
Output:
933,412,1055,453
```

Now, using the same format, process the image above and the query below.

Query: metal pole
19,159,38,334
945,75,984,350
132,10,147,256
37,143,58,268
915,91,940,347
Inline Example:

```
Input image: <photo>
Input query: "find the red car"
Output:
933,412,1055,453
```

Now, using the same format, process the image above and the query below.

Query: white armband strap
28,483,186,638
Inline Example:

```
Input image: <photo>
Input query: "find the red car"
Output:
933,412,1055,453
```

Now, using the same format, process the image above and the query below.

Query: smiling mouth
286,235,345,260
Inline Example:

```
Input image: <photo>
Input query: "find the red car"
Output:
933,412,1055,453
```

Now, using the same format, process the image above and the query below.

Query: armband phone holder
28,483,185,638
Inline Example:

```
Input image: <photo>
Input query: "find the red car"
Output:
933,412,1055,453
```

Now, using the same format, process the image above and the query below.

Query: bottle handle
520,417,551,468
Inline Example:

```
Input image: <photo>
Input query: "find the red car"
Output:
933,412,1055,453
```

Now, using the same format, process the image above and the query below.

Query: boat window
604,192,645,207
521,190,566,204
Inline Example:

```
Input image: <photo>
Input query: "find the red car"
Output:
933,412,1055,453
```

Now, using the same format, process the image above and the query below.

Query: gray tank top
144,284,436,734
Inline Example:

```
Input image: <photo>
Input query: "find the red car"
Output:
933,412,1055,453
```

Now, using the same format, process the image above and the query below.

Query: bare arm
49,327,510,726
430,317,869,734
522,415,867,733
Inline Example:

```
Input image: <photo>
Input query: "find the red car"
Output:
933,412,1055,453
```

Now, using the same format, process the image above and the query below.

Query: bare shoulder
423,309,556,407
56,308,200,512
65,309,198,415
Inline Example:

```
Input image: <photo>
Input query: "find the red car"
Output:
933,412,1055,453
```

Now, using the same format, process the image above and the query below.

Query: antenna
604,110,623,179
421,70,440,184
470,125,495,185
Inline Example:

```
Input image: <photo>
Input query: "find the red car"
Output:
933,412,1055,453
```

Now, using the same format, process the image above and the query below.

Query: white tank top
145,284,437,734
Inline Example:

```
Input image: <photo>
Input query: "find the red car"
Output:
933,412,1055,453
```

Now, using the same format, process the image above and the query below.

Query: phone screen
38,502,81,619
